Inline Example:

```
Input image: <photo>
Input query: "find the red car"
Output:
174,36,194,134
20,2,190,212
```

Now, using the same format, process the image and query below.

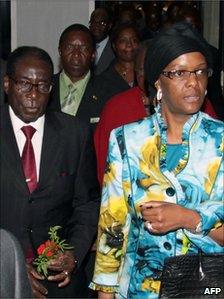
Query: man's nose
28,84,40,97
71,47,81,56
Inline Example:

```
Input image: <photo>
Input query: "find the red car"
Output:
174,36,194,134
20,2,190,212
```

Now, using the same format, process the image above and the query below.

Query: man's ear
3,75,10,95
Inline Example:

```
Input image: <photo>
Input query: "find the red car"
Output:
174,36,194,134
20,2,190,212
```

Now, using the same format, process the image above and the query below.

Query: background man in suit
48,23,106,129
1,46,100,298
89,8,115,75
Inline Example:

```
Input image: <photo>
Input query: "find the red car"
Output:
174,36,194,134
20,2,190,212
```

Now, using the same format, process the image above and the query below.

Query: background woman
90,24,223,299
96,22,141,103
94,41,153,186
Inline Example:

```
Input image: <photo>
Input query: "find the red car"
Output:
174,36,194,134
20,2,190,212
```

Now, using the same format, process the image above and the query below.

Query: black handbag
159,251,224,298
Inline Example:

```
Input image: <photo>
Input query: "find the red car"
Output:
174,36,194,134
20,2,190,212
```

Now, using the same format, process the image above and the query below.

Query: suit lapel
96,40,115,74
48,73,61,111
76,77,96,119
38,112,62,188
1,105,28,193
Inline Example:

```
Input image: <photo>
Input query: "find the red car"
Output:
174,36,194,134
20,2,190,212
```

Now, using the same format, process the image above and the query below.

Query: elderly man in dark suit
1,46,100,298
48,23,107,130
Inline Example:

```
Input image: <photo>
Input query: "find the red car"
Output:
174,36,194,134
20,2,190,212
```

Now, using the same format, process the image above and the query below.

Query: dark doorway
0,1,11,60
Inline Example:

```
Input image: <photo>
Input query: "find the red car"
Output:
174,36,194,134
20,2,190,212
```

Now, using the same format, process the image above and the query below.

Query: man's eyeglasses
161,68,213,80
89,20,107,27
9,77,53,94
63,44,91,54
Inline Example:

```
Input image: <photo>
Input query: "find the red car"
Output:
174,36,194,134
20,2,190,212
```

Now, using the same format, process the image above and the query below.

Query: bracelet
190,220,202,234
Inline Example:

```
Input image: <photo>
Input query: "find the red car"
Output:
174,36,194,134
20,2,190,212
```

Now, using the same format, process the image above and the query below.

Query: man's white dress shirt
95,36,109,64
9,106,45,181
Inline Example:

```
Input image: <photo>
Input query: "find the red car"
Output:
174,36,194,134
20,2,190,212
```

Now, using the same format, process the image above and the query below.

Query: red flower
46,240,59,252
46,250,54,257
37,240,59,256
33,226,73,277
37,244,46,255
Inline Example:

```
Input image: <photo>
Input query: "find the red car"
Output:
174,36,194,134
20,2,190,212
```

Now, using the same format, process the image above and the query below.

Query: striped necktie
61,83,76,112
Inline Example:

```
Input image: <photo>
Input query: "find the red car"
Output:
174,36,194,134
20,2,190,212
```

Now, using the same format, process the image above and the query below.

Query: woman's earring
156,89,162,103
205,90,207,96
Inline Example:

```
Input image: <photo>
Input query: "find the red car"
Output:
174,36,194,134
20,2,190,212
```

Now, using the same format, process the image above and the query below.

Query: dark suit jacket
95,62,133,101
94,38,115,75
0,105,100,292
48,73,109,130
0,229,33,298
0,58,7,106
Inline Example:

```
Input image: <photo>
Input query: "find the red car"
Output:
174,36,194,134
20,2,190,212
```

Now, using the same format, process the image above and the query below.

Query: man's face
89,10,111,43
4,56,52,123
59,30,95,82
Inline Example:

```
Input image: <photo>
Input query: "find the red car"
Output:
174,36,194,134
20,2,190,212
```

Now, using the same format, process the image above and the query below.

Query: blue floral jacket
90,109,224,299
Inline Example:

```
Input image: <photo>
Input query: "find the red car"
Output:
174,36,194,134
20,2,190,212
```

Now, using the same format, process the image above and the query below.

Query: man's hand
26,263,47,298
47,250,77,287
141,201,200,234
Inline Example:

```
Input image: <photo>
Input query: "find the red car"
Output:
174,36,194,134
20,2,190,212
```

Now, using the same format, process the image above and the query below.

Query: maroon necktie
21,126,37,193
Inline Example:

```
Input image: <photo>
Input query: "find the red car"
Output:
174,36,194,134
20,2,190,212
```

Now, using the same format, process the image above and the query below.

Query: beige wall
11,0,95,72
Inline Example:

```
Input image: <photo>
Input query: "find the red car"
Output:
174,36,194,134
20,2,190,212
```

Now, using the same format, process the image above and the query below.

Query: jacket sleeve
183,156,224,252
94,107,111,187
90,129,130,293
66,123,101,267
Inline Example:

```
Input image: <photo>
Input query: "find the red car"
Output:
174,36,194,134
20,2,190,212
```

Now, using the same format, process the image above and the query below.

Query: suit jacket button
166,187,175,197
29,198,34,203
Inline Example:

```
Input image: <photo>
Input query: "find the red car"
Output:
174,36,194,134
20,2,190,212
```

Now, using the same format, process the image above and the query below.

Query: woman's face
113,28,140,62
157,52,208,117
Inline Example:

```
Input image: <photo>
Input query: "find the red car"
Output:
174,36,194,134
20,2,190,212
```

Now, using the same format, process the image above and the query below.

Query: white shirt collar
9,106,45,133
96,36,109,49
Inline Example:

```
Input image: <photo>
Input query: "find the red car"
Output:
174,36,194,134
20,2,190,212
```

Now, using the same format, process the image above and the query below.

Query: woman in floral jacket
90,24,224,299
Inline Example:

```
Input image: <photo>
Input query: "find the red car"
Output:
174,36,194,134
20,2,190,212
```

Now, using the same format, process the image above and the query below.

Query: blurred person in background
175,5,224,119
141,4,161,40
89,8,115,75
94,22,141,111
94,41,152,186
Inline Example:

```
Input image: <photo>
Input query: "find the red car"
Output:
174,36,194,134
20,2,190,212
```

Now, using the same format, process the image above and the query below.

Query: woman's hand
47,250,77,287
141,201,201,234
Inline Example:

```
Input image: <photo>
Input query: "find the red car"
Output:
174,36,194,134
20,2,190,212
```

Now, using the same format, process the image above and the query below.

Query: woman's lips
183,95,200,103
